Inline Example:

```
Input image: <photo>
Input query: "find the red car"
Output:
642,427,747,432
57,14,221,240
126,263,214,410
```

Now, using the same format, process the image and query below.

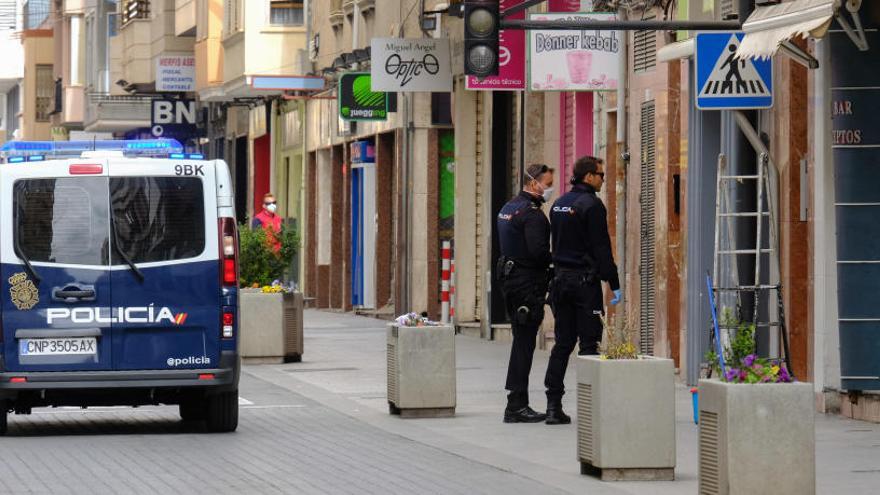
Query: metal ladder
710,152,793,375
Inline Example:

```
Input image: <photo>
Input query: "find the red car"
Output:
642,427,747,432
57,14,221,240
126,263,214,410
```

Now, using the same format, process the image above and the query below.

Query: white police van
0,139,240,434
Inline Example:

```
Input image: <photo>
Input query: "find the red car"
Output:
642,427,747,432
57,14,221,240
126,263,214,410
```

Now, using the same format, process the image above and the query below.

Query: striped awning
737,0,838,59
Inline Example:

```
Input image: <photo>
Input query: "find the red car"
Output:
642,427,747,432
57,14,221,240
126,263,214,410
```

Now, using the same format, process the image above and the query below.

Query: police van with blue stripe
0,139,240,434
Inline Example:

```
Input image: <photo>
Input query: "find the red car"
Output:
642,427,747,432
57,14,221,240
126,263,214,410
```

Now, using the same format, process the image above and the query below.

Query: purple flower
724,368,740,382
743,354,757,367
778,366,792,383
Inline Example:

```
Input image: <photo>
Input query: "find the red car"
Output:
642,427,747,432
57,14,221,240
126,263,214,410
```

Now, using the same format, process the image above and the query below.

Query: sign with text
466,0,526,91
528,12,621,92
370,38,453,92
156,55,195,92
151,99,198,138
339,73,388,121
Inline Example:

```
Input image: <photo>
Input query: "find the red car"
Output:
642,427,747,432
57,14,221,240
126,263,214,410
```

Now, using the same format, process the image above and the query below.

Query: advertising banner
339,73,388,121
528,12,621,92
371,38,453,92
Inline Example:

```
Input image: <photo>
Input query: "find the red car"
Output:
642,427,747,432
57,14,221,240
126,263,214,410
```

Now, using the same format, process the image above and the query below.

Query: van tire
205,390,238,433
179,400,206,422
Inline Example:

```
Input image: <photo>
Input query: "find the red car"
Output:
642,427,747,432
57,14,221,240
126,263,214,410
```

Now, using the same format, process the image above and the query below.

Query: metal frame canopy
736,0,868,65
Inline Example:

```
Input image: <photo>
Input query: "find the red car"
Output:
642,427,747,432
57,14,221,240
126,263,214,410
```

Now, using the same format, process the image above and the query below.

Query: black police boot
545,399,571,425
504,406,547,423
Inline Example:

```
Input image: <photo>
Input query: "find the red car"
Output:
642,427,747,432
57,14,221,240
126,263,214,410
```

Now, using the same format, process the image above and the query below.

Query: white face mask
266,203,277,214
525,169,553,202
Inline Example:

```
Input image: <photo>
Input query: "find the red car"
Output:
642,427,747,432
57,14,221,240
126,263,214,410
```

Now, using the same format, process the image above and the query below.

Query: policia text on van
0,140,241,435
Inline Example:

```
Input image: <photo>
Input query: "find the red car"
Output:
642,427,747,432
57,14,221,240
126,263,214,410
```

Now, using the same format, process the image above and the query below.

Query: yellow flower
771,365,780,375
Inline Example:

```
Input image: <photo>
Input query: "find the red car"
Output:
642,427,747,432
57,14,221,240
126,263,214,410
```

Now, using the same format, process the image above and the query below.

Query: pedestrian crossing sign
695,32,773,110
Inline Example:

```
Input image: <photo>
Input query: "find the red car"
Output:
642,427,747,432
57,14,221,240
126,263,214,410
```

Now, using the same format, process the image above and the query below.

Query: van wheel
205,390,238,433
179,400,206,422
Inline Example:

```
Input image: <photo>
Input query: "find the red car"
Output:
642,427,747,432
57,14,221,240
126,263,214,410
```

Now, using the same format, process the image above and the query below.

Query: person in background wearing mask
496,164,555,423
543,156,621,425
253,193,282,252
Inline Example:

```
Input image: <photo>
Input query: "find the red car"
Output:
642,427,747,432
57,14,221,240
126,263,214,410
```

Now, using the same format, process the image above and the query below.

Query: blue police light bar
170,153,186,159
0,139,184,161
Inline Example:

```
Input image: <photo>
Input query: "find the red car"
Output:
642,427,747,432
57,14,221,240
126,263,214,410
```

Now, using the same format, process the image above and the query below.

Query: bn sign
151,99,199,138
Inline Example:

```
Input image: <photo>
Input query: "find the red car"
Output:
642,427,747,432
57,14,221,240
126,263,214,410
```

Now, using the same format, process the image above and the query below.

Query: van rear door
1,161,114,371
108,160,220,370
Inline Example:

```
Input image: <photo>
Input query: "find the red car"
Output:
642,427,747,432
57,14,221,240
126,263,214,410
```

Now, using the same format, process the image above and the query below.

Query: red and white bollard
441,241,451,324
450,258,456,322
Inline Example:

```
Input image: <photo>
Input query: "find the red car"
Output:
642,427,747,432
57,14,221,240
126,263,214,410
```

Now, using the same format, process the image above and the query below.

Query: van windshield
110,177,206,264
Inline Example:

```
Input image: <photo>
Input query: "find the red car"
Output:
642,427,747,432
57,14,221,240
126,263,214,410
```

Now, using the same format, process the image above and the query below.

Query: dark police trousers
502,268,548,410
544,269,604,402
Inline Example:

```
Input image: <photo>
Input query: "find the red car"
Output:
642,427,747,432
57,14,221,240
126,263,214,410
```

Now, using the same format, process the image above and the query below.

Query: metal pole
615,7,627,309
500,19,742,31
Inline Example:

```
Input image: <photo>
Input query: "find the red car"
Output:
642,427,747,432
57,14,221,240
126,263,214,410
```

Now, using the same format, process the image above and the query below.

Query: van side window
14,178,110,266
110,177,206,264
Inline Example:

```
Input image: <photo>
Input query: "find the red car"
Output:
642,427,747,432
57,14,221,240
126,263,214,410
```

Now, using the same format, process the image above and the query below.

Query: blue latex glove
610,289,622,306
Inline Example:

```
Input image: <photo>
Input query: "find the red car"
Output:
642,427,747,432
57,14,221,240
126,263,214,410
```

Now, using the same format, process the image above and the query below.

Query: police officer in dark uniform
496,164,555,423
543,156,621,425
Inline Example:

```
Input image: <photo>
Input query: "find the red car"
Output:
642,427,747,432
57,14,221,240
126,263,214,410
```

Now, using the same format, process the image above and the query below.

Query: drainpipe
616,7,628,305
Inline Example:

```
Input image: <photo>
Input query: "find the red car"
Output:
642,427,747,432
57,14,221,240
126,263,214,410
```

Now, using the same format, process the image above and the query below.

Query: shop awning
737,0,867,60
737,0,836,59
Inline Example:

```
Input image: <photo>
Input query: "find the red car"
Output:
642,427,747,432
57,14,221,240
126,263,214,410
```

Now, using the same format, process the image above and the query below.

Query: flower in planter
707,310,794,384
598,314,638,360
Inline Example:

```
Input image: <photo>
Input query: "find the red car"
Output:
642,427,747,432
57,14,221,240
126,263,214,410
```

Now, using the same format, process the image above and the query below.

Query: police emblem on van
46,306,188,325
9,272,39,311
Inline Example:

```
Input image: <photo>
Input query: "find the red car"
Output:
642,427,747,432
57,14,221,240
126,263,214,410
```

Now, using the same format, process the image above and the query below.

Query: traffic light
463,1,500,78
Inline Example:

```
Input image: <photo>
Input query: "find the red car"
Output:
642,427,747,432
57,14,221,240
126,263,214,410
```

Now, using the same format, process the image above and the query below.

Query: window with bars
224,0,243,35
35,65,53,122
633,28,657,73
269,1,304,26
121,0,150,26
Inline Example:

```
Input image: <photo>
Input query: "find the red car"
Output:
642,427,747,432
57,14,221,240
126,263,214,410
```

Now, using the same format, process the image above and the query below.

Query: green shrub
238,224,299,287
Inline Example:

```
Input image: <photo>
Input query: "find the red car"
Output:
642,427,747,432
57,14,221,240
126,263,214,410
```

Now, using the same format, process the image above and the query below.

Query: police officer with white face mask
496,164,555,423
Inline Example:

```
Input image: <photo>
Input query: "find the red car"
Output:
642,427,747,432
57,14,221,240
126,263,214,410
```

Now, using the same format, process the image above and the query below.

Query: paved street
2,310,880,494
0,374,561,494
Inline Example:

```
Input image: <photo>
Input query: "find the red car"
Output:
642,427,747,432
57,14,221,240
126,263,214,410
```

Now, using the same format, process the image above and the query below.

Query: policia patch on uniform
9,272,39,311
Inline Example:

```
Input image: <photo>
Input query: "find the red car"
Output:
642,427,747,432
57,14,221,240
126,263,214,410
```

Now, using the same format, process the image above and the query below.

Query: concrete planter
387,324,456,418
698,379,815,495
576,355,676,481
239,290,304,363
